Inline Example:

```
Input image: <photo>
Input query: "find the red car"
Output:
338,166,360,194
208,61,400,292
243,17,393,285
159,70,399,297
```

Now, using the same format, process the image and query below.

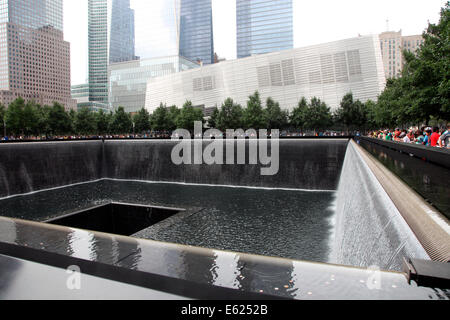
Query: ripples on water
0,180,336,263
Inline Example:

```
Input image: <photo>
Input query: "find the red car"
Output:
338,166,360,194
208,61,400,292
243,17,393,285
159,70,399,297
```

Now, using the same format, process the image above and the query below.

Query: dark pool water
0,179,336,263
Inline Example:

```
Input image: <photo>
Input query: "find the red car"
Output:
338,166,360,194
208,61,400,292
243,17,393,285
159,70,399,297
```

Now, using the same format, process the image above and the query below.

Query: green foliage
176,101,204,131
264,97,289,130
334,93,368,131
5,97,26,135
96,109,111,135
133,108,151,133
0,104,5,135
167,105,181,131
217,98,243,130
208,107,219,128
303,97,333,131
48,102,72,135
75,108,97,135
150,103,170,131
290,97,308,131
110,106,132,134
373,3,450,126
243,91,266,129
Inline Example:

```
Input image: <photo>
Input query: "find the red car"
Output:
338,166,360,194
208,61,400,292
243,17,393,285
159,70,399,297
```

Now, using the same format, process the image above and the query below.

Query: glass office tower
132,0,214,64
109,0,137,63
179,0,214,65
0,0,63,31
88,0,108,104
236,0,293,59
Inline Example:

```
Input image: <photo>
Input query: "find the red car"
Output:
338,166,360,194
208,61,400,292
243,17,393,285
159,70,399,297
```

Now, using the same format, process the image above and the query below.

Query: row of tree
0,92,347,136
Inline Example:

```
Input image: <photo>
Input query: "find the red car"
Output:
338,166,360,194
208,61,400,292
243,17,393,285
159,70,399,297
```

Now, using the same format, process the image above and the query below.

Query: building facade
379,30,424,79
109,0,137,63
236,0,293,59
109,56,199,113
179,0,214,65
88,0,109,104
145,35,386,113
0,0,76,110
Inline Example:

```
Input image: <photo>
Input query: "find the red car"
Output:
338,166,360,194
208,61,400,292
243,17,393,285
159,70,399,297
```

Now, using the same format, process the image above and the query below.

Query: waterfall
331,141,429,271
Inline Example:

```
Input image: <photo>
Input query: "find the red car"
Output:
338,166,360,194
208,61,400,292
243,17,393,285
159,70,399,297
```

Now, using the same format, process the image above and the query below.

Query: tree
243,91,266,129
48,102,72,135
150,103,170,131
35,105,51,136
96,109,111,135
290,97,308,132
22,101,39,136
68,109,77,133
75,108,97,135
373,3,450,126
335,93,368,131
217,98,243,130
264,97,288,130
0,104,5,136
133,108,151,133
167,105,180,131
365,100,378,130
208,106,219,129
408,3,450,122
176,101,204,132
110,106,132,134
5,97,26,135
303,97,333,131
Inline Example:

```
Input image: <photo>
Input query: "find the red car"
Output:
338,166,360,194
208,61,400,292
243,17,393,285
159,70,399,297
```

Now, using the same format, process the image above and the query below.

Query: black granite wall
103,140,349,190
0,139,349,197
0,141,103,197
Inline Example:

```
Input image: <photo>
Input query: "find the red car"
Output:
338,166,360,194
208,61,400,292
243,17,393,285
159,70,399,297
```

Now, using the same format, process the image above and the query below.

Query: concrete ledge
352,140,450,263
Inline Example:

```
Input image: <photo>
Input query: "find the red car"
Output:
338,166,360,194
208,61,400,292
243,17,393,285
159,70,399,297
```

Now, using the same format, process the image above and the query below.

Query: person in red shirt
430,127,441,147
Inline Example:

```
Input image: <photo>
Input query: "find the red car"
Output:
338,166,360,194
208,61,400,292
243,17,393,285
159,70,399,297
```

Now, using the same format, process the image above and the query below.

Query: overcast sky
64,0,446,86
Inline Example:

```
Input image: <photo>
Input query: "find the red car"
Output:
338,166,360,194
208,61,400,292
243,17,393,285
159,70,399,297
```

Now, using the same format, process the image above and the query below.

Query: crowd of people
368,123,450,149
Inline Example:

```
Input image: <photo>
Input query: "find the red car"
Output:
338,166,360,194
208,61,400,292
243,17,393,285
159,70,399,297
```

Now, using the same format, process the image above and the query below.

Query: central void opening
46,202,181,236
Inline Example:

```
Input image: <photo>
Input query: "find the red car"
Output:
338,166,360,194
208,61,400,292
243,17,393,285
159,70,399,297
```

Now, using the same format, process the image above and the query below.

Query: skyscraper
179,0,214,65
109,0,137,63
88,0,108,104
379,30,424,79
236,0,293,59
0,0,76,110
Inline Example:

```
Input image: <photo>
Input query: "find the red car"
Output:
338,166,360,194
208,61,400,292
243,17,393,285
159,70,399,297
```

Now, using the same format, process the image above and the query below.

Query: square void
45,202,180,236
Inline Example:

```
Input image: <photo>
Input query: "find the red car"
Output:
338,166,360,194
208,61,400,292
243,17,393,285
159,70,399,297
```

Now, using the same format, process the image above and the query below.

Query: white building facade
145,35,386,113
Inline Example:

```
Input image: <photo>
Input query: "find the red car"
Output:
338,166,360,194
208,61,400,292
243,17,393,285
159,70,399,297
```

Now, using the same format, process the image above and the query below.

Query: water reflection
210,250,241,290
360,140,450,218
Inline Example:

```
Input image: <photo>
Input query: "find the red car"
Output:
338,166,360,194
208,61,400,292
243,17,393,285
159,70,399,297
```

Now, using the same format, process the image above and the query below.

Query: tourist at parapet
385,130,393,141
439,124,450,149
422,127,433,146
430,127,441,147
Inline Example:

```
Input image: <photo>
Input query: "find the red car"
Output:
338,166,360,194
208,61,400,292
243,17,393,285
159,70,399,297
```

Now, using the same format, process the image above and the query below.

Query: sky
64,0,447,86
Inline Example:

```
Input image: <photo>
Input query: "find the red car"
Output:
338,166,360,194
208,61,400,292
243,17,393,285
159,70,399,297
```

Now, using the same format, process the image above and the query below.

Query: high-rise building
134,0,214,64
109,0,137,63
236,0,294,59
88,0,108,104
145,35,386,113
0,0,76,110
109,56,199,113
179,0,214,65
379,30,424,79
